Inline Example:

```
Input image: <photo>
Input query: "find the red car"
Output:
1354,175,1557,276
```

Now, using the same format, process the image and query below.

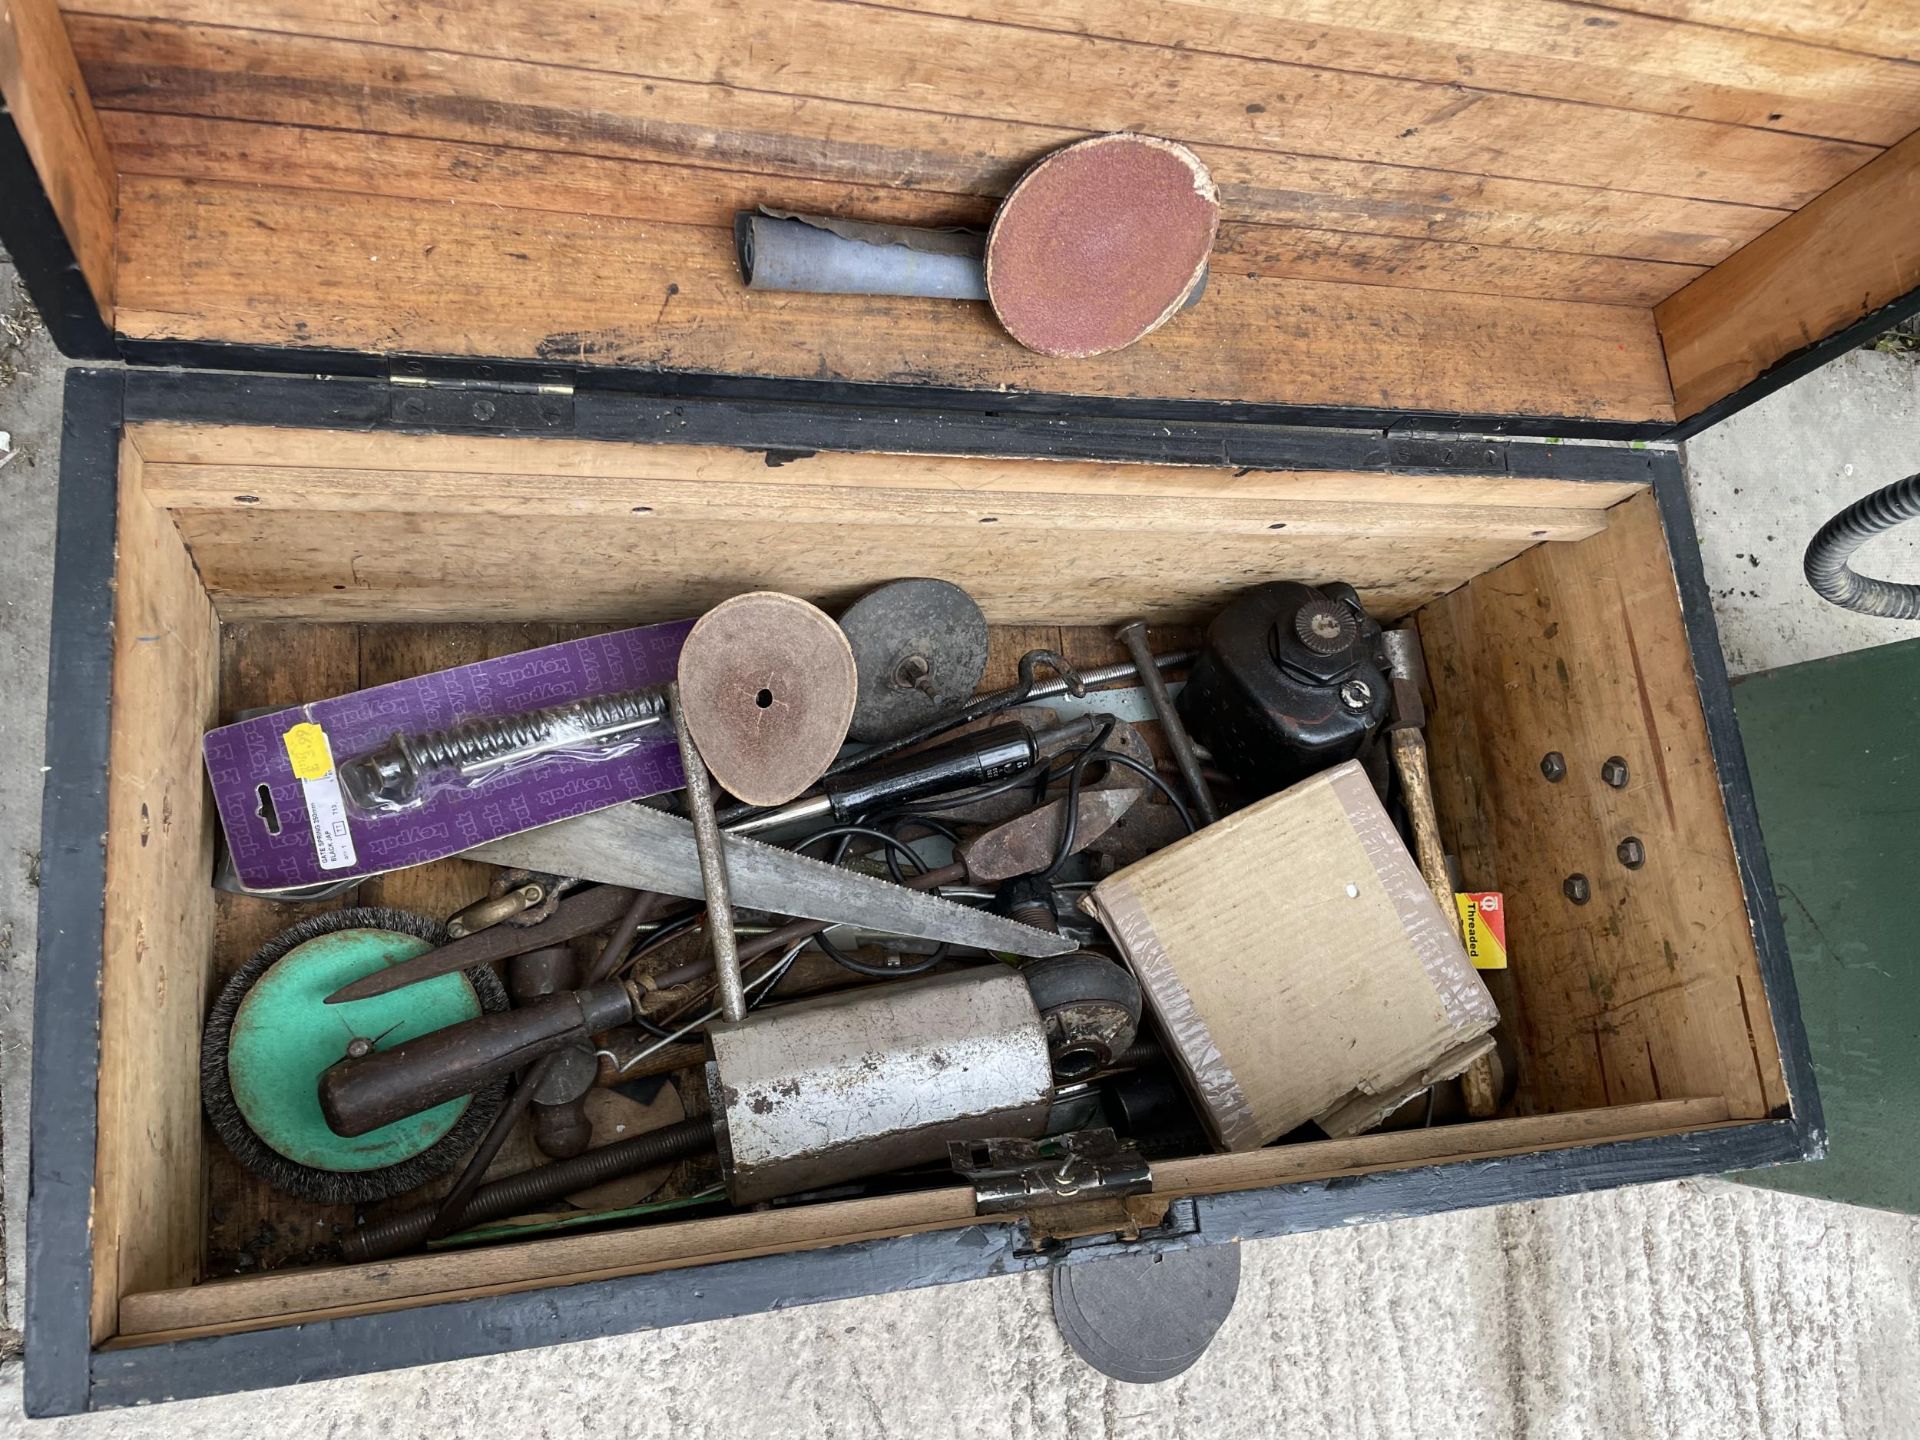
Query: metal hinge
950,1128,1153,1216
387,357,575,430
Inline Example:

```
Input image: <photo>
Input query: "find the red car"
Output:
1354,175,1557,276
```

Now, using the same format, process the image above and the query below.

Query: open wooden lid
16,0,1917,433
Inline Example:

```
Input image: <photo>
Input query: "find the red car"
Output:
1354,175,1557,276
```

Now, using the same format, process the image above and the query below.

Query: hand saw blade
466,804,1075,958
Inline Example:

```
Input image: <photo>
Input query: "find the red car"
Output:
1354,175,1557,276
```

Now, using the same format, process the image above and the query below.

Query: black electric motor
1176,580,1391,798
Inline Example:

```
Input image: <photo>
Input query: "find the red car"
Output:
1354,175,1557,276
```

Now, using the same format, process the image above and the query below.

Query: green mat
1729,635,1920,1212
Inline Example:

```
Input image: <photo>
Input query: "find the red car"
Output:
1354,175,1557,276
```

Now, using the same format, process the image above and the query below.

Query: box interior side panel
102,175,1675,425
0,0,117,320
123,422,1634,624
1656,127,1920,420
121,1097,1736,1345
51,0,1920,419
1416,491,1788,1121
93,437,223,1341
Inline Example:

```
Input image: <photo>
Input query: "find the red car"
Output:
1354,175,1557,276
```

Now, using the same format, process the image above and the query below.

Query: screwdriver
722,717,1094,835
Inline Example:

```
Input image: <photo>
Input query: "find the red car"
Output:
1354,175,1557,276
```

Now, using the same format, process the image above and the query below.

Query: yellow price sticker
283,722,335,781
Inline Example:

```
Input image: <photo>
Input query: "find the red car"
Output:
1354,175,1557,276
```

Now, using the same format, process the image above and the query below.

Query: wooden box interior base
93,422,1787,1349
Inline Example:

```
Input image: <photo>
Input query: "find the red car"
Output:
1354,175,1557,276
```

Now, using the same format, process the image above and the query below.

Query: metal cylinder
736,212,989,299
706,967,1054,1205
735,212,1213,310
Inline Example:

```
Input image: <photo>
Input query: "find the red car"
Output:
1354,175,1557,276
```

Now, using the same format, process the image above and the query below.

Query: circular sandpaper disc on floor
1051,1243,1242,1383
986,133,1218,359
677,591,857,806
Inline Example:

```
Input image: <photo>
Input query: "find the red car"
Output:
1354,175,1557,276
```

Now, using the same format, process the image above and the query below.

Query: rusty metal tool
669,681,746,1024
839,578,990,743
1383,627,1453,917
325,884,640,1005
467,802,1074,959
1114,619,1218,826
955,719,1151,883
507,945,598,1159
445,868,579,939
413,887,672,1241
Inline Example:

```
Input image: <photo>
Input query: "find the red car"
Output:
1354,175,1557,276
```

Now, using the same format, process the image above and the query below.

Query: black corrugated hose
1804,471,1920,618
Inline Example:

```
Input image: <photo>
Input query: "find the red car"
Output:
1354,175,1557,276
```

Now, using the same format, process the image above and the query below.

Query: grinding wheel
200,908,509,1205
986,133,1218,359
677,591,857,806
839,578,989,743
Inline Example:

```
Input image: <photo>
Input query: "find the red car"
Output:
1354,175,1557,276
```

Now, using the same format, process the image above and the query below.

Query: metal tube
669,683,746,1023
736,213,989,300
735,212,1211,310
1113,623,1219,825
706,968,1054,1204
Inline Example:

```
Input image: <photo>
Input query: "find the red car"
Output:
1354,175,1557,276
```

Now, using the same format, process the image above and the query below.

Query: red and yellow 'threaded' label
1455,892,1508,970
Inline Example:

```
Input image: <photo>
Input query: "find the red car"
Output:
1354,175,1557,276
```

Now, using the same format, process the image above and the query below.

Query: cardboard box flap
1083,760,1498,1151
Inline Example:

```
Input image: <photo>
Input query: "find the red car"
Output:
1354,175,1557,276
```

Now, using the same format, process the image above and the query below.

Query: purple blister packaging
204,621,694,891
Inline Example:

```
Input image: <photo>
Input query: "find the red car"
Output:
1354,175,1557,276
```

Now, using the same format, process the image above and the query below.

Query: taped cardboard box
1082,760,1498,1150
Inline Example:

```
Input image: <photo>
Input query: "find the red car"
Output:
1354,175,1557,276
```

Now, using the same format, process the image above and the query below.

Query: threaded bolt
1617,836,1646,870
339,686,668,813
1563,873,1591,905
1601,756,1630,789
1540,751,1567,783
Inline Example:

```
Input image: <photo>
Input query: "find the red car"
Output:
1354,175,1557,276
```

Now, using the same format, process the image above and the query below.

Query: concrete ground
1,255,1917,1436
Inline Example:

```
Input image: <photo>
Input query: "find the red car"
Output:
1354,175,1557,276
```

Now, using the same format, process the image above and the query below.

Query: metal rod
1021,651,1194,704
1113,623,1218,826
669,683,746,1023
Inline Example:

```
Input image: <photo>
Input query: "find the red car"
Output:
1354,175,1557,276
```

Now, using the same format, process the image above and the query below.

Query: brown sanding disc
677,591,857,806
986,133,1218,359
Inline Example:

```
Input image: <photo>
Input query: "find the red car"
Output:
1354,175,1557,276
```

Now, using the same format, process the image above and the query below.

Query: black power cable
790,825,952,978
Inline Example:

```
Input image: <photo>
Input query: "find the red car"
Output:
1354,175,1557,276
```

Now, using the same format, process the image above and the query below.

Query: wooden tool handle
319,981,634,1137
1390,728,1456,928
1391,727,1500,1117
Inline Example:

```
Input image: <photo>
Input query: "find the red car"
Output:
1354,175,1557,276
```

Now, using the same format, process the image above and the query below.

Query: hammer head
1381,627,1430,732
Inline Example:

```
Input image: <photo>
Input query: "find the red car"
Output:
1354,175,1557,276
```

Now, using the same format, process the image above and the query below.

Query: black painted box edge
24,370,1820,1416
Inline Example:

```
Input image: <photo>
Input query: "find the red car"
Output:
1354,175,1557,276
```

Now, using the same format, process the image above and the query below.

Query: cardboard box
1082,759,1498,1150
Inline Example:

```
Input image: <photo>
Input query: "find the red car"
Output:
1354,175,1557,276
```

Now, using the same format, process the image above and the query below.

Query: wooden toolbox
8,0,1916,1416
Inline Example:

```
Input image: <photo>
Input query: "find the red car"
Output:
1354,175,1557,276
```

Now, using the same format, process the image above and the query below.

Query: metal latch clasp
950,1128,1152,1215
